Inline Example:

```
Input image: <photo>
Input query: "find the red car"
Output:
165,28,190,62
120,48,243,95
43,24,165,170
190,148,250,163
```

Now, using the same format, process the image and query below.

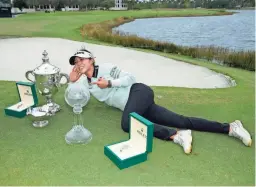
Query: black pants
121,83,230,141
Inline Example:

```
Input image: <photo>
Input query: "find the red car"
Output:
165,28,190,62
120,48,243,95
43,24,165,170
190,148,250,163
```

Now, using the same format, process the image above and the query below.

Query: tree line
8,0,114,10
1,0,255,10
126,0,255,9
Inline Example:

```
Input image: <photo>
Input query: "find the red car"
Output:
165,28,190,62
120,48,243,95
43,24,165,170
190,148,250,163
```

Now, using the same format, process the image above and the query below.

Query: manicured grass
0,9,255,186
0,9,231,40
0,59,254,185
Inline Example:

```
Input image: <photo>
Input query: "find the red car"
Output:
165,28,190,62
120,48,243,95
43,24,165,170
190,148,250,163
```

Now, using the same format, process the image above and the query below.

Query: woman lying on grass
68,48,252,154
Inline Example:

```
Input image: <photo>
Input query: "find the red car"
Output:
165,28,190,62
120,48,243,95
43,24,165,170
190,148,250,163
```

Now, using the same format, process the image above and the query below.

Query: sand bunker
0,37,235,88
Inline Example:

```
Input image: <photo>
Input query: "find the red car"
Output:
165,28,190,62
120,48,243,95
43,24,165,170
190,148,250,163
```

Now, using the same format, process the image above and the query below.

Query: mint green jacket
79,63,137,111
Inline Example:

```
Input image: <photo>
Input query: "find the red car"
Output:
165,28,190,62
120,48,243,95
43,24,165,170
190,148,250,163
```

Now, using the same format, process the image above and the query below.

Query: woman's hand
69,63,90,82
92,77,109,89
69,65,82,82
78,64,88,74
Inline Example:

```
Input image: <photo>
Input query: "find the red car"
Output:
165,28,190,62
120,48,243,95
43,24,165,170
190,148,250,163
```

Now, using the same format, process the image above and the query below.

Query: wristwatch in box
4,81,38,118
104,112,154,170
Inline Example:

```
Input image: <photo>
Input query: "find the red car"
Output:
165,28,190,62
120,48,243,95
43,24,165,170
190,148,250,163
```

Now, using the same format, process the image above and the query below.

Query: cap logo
74,51,93,58
75,51,85,55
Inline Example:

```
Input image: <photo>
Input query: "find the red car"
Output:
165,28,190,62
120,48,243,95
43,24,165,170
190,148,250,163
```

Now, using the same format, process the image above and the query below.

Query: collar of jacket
87,65,99,83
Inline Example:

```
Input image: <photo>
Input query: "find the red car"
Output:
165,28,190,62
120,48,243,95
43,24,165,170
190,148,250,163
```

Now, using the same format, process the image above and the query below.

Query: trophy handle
25,70,35,82
59,73,70,86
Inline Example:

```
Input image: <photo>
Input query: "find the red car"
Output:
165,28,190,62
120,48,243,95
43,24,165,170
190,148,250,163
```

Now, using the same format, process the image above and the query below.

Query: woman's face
74,57,91,67
74,57,94,75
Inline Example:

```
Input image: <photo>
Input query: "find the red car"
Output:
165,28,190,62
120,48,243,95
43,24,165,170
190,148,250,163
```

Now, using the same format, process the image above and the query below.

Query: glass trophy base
65,125,92,145
33,120,49,128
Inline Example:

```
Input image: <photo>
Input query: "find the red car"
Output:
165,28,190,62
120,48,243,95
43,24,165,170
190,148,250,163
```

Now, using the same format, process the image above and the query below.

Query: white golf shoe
173,130,192,154
229,120,252,147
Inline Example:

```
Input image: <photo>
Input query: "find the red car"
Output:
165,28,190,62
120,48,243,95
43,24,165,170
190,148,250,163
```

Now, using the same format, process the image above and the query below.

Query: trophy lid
33,50,60,75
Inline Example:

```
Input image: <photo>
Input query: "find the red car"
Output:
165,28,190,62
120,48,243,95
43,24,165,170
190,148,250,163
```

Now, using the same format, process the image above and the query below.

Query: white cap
69,50,95,65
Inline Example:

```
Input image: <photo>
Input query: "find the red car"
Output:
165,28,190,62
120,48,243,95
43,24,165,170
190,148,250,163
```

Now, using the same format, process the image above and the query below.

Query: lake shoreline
81,10,255,71
115,9,254,52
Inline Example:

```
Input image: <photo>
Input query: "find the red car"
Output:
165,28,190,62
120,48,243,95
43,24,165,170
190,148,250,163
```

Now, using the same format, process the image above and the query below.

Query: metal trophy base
65,125,92,145
33,120,49,128
47,102,61,115
26,102,61,128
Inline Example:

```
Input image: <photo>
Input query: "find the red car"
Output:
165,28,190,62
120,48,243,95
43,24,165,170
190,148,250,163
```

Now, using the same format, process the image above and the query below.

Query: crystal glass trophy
64,82,92,144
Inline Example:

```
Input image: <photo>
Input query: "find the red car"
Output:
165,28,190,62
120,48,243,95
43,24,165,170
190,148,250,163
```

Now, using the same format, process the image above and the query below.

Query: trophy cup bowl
25,50,69,127
25,70,69,112
26,106,52,128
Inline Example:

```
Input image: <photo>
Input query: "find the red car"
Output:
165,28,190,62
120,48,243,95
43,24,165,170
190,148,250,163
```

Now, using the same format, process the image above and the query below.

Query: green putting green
0,9,255,186
0,60,254,185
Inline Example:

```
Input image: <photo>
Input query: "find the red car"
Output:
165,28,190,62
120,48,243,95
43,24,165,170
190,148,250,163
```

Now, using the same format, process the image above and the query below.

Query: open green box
4,81,38,118
104,112,154,170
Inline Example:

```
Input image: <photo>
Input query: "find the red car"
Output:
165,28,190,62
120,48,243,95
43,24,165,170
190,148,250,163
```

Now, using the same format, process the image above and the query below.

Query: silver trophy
25,50,69,127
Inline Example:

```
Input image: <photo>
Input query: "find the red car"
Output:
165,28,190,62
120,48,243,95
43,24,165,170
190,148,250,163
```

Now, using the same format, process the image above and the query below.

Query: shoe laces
175,133,185,146
230,122,244,140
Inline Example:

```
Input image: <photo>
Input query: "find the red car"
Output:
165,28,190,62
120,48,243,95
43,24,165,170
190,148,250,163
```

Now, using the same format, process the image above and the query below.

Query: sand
0,37,235,88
